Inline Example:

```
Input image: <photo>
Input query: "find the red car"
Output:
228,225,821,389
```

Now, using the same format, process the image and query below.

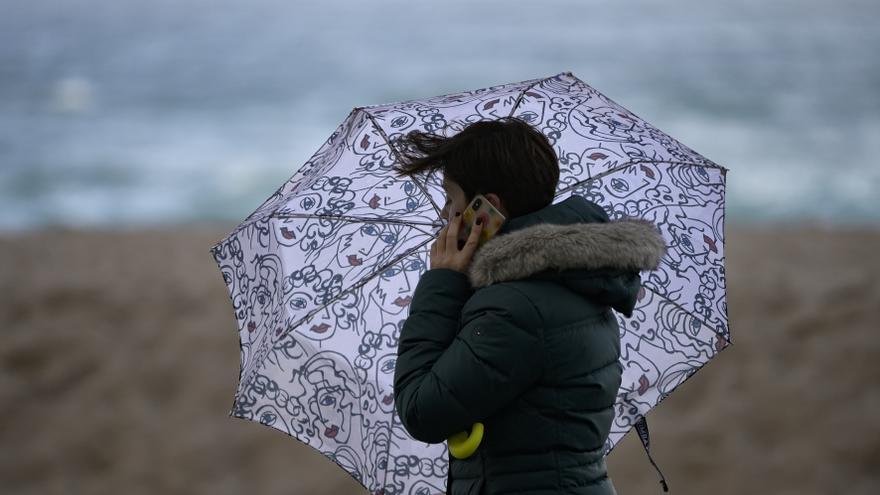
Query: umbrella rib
361,110,443,221
555,160,728,199
508,78,544,118
642,283,729,343
271,211,442,235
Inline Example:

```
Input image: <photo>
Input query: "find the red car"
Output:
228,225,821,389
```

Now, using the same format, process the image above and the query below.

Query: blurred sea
1,0,878,231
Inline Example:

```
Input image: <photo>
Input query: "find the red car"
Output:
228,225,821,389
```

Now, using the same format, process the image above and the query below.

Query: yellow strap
447,422,484,459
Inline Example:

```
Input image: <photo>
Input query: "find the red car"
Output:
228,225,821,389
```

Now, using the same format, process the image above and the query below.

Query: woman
391,117,667,495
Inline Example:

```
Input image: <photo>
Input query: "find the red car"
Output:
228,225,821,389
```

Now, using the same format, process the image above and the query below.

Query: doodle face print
330,445,366,484
339,221,402,275
362,176,421,215
374,353,397,413
285,265,341,342
362,212,408,247
387,111,416,131
362,421,391,492
316,383,347,440
409,480,444,495
245,254,282,344
255,404,284,429
570,103,647,143
302,352,360,445
372,254,424,316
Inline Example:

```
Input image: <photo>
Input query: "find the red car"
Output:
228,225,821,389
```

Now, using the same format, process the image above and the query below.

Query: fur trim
467,218,667,288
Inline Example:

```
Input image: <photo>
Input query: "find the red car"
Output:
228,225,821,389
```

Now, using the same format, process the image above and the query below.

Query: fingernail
476,218,482,225
455,212,460,217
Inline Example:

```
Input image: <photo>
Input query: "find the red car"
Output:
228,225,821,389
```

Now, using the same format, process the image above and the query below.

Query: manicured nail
476,218,482,225
455,212,460,217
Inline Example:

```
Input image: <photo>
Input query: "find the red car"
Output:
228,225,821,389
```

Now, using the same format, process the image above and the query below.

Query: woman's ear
483,193,508,217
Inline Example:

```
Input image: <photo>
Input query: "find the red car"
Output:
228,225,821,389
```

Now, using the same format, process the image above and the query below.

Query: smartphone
461,194,506,249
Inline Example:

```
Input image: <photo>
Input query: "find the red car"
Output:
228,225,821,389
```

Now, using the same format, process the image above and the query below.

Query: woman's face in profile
440,177,470,245
440,177,468,223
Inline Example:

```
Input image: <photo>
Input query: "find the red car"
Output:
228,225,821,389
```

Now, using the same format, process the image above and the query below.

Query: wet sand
1,224,878,494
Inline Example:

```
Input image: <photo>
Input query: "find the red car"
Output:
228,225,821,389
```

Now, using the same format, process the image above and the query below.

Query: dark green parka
394,195,667,495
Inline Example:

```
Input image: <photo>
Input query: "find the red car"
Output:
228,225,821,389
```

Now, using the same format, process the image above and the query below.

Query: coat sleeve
393,268,544,444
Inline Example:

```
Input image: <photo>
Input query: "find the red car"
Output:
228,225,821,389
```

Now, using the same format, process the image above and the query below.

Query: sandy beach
1,224,878,495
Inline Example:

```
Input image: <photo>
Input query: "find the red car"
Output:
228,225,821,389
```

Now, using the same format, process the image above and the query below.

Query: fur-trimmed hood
466,195,667,317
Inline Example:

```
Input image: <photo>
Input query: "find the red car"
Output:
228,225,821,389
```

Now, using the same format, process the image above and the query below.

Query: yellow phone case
461,194,506,248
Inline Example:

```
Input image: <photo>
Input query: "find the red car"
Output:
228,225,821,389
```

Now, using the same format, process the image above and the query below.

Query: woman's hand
430,211,484,273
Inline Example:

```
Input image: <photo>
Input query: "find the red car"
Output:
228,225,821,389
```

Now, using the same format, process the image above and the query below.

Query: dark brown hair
390,116,560,218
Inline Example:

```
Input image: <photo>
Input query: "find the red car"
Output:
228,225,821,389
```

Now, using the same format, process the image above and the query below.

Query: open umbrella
210,70,729,494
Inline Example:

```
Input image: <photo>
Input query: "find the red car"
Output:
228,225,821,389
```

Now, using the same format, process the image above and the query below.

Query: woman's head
391,117,560,222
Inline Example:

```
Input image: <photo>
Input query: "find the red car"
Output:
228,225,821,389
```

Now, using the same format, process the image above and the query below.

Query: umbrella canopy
210,70,729,494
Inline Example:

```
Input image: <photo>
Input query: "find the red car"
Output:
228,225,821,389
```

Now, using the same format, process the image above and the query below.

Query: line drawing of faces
388,450,446,493
293,288,368,345
284,287,313,324
362,420,391,493
266,328,308,374
350,125,395,171
245,253,282,346
657,360,701,397
473,94,520,120
331,221,405,285
311,176,356,217
330,444,367,487
382,442,448,495
513,96,546,126
254,403,287,433
368,252,425,318
285,123,352,197
238,372,310,438
408,480,444,495
374,352,397,414
283,251,363,344
574,146,625,178
602,164,656,202
375,109,417,135
351,300,398,417
289,285,338,343
217,246,252,373
570,102,648,144
283,224,370,341
334,228,390,280
358,175,423,218
296,350,362,448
